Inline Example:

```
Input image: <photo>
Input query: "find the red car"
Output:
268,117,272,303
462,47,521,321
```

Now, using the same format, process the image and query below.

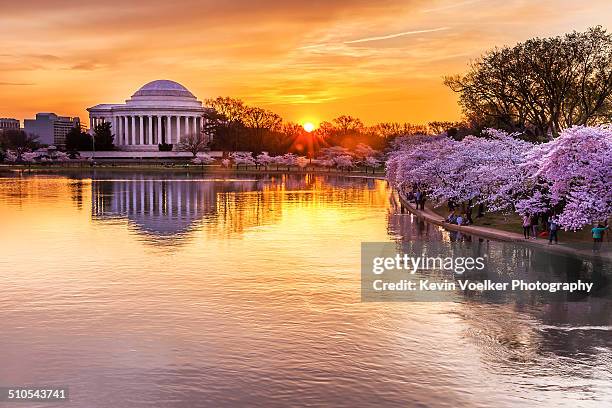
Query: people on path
406,191,415,202
548,219,559,244
591,224,609,252
419,191,427,210
415,191,422,208
522,215,531,239
530,215,539,239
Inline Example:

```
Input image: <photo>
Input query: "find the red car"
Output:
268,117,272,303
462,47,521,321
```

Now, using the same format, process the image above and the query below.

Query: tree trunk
477,203,485,218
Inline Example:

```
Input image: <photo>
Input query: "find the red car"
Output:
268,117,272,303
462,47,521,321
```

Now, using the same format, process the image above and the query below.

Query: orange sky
1,0,611,126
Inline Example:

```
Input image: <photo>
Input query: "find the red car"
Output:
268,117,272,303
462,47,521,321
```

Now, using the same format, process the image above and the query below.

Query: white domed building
87,80,207,151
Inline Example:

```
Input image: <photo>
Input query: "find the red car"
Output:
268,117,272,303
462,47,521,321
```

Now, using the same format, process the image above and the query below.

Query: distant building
23,113,80,147
0,118,20,132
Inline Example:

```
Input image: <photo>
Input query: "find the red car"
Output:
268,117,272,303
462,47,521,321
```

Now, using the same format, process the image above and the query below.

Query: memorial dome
132,80,196,98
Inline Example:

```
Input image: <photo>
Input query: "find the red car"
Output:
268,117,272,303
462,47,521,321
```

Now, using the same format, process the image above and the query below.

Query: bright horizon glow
303,122,315,132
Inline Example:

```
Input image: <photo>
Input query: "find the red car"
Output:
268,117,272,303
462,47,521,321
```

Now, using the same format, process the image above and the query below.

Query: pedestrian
522,215,531,239
548,218,559,244
466,209,473,225
591,223,609,252
530,214,538,239
456,214,464,226
420,191,427,210
415,190,422,208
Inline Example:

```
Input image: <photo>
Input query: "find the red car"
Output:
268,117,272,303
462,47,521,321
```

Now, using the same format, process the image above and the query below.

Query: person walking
530,215,538,239
591,223,609,252
522,215,531,239
415,190,422,209
420,191,427,210
548,218,559,244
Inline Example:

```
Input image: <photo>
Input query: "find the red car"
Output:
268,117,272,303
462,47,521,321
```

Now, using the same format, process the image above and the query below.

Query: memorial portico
87,80,207,151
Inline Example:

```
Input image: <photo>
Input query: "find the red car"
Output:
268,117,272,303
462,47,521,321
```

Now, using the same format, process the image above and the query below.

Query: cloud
0,81,34,86
344,27,450,44
422,0,485,13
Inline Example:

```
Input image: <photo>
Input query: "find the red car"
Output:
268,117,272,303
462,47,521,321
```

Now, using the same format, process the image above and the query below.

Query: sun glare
303,122,315,132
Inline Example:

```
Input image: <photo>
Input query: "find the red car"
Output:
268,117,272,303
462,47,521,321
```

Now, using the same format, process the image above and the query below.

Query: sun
303,122,315,132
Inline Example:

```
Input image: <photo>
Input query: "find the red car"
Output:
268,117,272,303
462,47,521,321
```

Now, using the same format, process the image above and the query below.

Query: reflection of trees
68,179,85,209
386,191,444,242
91,173,389,242
208,175,390,237
387,202,612,381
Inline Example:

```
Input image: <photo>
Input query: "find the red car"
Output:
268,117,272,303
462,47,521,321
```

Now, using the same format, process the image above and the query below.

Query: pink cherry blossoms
386,126,612,230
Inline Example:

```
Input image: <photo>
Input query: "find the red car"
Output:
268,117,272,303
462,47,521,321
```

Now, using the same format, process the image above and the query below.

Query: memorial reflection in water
90,174,387,240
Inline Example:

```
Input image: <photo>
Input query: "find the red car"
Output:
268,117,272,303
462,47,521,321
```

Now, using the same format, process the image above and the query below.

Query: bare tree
179,132,209,157
445,26,612,139
243,107,282,153
205,97,247,151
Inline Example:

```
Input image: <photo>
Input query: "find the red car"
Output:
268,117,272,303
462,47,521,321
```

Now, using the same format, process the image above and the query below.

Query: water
0,172,610,407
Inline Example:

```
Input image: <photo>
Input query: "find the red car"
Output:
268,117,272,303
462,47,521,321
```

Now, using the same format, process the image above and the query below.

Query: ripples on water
0,172,610,407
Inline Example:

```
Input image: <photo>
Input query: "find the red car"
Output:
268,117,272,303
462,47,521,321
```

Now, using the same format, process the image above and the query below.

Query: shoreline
0,164,385,179
397,192,611,261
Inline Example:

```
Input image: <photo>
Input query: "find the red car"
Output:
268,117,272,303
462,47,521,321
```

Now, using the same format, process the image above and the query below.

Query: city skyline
2,0,612,126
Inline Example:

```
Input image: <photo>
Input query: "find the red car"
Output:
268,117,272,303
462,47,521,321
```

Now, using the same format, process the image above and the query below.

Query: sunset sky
1,0,611,126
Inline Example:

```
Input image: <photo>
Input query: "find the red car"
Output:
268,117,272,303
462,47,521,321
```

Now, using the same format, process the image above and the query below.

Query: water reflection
0,173,610,407
92,178,218,236
385,197,612,402
88,173,388,242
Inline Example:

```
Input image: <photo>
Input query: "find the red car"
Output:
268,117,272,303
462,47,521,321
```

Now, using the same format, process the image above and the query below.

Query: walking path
397,192,611,261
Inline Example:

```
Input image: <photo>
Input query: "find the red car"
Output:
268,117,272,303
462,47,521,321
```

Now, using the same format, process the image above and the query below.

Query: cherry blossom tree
256,152,274,169
364,156,382,174
191,154,215,166
50,151,71,162
386,126,611,230
179,132,209,157
279,153,297,170
318,146,352,161
354,143,376,160
3,150,18,163
296,156,309,169
354,143,382,173
334,155,354,171
312,158,334,172
518,125,612,229
231,152,255,169
21,151,40,163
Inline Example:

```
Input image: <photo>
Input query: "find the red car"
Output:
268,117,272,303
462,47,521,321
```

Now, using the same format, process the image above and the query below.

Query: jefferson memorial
87,80,207,151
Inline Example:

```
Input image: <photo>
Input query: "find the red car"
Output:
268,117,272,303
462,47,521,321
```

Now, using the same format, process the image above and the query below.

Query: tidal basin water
0,172,610,408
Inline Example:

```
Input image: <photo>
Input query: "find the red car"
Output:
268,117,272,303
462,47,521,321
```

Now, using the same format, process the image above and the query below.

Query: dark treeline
65,122,114,151
445,26,612,140
205,96,460,156
0,129,40,160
